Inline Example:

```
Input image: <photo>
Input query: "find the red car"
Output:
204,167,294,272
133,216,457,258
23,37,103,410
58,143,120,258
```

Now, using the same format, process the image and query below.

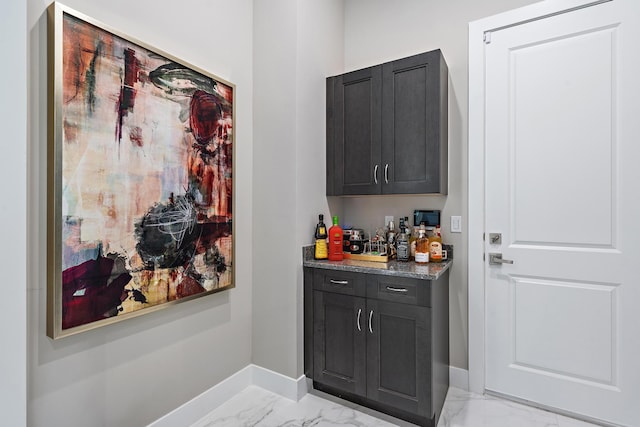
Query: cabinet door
313,291,367,396
328,66,382,195
381,50,447,194
366,299,432,418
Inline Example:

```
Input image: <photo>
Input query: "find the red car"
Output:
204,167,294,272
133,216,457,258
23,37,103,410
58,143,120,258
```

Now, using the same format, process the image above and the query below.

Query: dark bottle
314,214,328,260
396,217,410,262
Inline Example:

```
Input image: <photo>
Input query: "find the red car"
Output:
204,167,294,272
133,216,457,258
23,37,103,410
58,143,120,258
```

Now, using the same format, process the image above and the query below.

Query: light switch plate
451,216,462,233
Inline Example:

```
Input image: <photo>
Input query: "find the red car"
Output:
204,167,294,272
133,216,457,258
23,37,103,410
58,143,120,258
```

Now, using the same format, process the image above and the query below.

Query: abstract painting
47,3,234,339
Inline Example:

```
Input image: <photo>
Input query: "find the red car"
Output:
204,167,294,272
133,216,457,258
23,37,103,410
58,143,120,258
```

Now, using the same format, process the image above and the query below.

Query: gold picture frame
47,2,235,339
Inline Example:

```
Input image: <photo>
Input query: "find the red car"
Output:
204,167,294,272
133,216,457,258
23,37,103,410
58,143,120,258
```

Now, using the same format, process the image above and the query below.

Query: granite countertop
302,246,451,280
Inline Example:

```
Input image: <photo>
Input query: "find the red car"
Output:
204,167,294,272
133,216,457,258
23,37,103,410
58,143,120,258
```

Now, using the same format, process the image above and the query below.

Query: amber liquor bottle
314,214,328,260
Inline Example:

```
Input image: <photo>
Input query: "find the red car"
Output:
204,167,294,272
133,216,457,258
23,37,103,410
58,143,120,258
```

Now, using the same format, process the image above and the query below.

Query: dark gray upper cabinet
327,49,448,196
327,66,382,196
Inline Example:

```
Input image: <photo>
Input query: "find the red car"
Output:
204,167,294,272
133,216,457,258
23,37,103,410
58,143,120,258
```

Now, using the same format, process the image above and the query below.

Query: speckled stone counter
302,245,451,281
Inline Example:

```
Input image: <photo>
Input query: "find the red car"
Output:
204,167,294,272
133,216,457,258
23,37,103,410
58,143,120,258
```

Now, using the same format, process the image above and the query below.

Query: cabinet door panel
367,299,431,418
313,291,367,396
332,66,382,195
382,50,447,194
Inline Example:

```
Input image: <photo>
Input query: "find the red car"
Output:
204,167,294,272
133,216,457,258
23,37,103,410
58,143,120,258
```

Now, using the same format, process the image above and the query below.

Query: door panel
511,277,617,384
484,1,640,425
367,299,431,418
389,65,428,184
333,67,382,195
313,291,366,396
510,26,615,247
382,50,446,194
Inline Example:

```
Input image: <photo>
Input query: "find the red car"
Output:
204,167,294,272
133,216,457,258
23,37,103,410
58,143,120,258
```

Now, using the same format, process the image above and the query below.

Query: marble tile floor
191,385,600,427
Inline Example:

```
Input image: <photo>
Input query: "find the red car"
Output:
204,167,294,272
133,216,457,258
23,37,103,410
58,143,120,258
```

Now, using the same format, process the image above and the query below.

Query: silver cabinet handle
374,164,379,184
488,253,514,265
357,308,362,332
329,279,349,285
368,310,374,334
384,164,389,184
386,286,408,293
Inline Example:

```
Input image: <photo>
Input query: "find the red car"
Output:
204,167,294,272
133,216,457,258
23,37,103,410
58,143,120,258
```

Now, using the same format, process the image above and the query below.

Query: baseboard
450,366,469,391
151,364,464,426
147,364,306,427
251,364,307,402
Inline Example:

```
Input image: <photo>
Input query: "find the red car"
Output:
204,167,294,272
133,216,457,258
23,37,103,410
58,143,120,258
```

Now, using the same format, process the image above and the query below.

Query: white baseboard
150,364,467,426
450,366,469,391
147,364,306,427
252,364,307,402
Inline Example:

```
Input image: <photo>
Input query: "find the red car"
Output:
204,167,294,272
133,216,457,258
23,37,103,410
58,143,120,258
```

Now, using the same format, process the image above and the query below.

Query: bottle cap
332,215,339,225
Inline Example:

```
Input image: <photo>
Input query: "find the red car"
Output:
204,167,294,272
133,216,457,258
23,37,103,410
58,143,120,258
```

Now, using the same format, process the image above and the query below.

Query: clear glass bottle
386,220,397,259
415,224,429,264
409,226,419,260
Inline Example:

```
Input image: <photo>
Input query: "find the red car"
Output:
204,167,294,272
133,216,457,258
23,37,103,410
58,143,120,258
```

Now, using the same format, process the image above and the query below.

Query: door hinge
483,232,485,241
483,253,485,261
484,32,492,44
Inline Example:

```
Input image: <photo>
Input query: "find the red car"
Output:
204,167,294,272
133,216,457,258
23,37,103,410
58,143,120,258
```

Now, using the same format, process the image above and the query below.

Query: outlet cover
451,216,462,233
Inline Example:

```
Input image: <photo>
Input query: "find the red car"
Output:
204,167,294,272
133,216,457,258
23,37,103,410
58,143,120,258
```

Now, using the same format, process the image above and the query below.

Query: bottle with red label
429,225,443,262
328,215,344,261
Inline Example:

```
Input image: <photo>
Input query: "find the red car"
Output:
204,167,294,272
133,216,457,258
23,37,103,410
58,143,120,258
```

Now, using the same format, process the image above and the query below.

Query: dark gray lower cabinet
313,291,366,396
304,267,449,427
367,299,431,418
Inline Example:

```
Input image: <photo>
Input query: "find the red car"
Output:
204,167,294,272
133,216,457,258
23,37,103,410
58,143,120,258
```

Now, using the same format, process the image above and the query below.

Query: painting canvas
47,3,234,339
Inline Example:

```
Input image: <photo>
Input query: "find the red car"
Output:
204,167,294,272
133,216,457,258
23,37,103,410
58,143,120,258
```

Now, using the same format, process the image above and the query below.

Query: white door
484,1,640,425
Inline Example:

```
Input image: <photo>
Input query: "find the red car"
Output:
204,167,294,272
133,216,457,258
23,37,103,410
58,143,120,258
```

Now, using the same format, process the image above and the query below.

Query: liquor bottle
429,225,443,263
314,214,328,260
386,220,397,259
396,218,410,262
328,215,344,261
415,224,429,264
409,225,419,260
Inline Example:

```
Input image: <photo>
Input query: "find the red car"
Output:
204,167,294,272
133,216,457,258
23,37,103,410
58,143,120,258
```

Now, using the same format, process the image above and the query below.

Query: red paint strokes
169,270,180,282
115,48,140,143
129,126,144,147
61,256,131,329
216,83,234,104
190,90,222,146
63,119,78,143
176,275,206,298
62,14,116,106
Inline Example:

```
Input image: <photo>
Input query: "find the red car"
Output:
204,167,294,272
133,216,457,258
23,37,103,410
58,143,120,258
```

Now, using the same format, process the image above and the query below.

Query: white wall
341,0,539,370
252,0,299,378
26,1,254,425
252,0,344,378
294,0,345,375
0,0,27,424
